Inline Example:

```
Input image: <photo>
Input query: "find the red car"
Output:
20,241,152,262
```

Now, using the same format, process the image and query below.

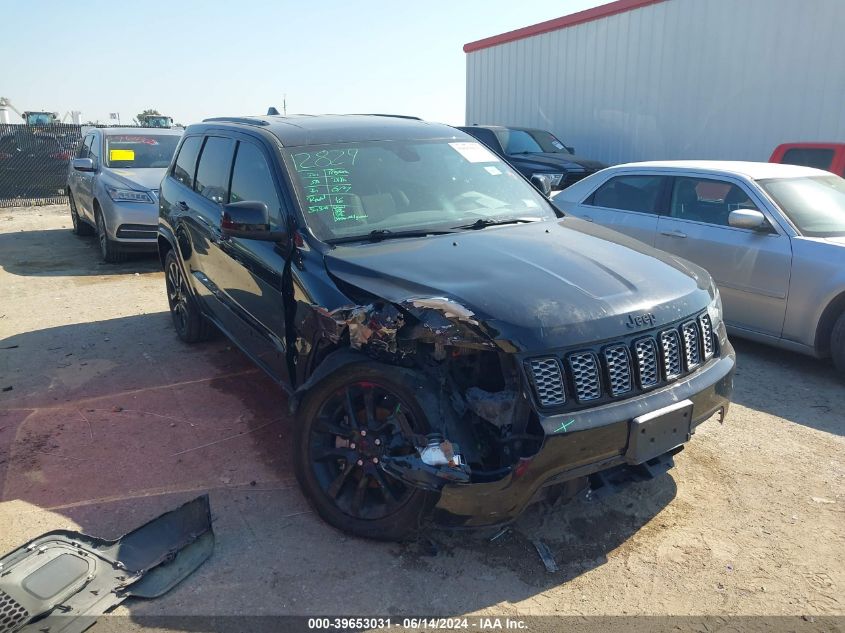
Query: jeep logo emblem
626,312,656,329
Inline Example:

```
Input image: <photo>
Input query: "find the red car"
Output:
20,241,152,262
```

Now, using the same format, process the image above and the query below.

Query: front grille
681,321,701,369
0,589,29,633
634,337,659,387
568,352,601,402
699,313,714,359
527,358,566,406
604,345,632,395
660,330,683,379
526,311,717,409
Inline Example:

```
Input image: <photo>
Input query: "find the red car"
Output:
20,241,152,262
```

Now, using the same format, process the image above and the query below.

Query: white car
553,161,845,371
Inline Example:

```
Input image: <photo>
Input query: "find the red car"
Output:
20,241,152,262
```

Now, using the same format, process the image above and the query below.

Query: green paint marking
554,419,575,434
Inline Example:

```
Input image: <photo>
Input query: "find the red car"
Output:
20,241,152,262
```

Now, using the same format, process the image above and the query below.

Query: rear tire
831,311,845,375
164,249,213,343
293,361,436,541
68,192,93,236
95,207,127,263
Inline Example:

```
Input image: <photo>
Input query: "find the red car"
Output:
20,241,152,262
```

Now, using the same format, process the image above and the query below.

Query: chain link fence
0,123,161,208
0,123,82,207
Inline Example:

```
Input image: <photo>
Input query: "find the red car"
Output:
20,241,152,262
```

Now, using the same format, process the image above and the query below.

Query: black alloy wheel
294,364,436,540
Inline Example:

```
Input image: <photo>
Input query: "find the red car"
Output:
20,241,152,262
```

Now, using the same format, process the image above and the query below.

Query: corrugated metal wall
466,0,845,164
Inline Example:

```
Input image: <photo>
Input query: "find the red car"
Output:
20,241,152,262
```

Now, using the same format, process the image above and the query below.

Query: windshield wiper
451,217,542,231
326,228,455,244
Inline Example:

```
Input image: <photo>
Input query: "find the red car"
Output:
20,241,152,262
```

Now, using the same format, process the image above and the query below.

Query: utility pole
283,94,287,116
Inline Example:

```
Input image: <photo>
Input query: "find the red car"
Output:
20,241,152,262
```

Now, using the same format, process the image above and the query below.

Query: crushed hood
103,167,167,192
325,218,713,352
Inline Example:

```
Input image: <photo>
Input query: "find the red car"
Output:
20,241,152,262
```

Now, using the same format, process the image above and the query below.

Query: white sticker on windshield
449,142,499,163
523,199,539,208
551,140,565,150
484,166,502,175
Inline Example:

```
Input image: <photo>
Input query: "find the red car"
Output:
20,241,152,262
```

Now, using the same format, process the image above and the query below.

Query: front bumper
432,341,735,528
103,198,158,246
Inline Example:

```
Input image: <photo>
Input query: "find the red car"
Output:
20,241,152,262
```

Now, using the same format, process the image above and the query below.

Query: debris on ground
0,495,214,632
531,538,558,573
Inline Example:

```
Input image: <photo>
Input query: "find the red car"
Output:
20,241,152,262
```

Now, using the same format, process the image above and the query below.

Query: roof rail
354,114,423,121
201,117,270,126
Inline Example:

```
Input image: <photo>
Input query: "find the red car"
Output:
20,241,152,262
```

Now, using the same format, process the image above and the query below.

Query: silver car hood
104,167,167,192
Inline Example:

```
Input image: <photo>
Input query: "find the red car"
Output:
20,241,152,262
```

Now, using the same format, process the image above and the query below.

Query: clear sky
1,0,603,126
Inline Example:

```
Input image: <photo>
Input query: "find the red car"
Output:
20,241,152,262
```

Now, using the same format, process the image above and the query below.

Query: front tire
95,208,127,263
293,361,436,541
164,249,212,343
831,311,845,375
68,192,93,236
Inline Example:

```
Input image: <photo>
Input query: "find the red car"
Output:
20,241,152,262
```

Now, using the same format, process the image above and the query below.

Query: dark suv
158,114,735,540
458,124,606,191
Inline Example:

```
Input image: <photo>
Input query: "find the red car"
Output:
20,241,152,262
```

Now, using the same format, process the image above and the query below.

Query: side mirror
530,174,552,196
565,146,575,154
72,157,95,172
221,201,287,241
728,208,768,231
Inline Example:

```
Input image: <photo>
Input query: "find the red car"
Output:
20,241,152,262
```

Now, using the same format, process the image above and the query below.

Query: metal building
465,0,845,165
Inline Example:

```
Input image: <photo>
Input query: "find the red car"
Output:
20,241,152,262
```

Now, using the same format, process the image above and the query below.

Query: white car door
654,175,792,337
567,174,669,246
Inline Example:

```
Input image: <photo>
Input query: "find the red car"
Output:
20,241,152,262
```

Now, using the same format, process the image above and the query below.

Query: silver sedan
553,161,845,373
67,127,181,262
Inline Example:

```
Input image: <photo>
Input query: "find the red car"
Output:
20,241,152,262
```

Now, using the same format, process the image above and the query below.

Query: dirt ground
0,205,843,626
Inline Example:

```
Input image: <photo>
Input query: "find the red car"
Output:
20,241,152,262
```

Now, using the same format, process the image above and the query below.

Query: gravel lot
0,205,842,626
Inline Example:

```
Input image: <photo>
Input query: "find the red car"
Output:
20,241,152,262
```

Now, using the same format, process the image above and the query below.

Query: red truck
770,143,845,176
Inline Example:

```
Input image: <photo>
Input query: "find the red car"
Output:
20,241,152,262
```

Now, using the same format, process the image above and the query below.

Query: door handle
660,230,687,238
177,201,189,211
582,216,594,222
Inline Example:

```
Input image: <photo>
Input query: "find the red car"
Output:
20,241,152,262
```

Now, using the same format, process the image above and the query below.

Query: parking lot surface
0,205,843,623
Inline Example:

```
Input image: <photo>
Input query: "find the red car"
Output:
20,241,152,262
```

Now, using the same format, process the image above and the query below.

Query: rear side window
587,175,666,214
669,177,759,226
230,141,282,221
172,136,202,189
194,136,235,203
781,148,835,170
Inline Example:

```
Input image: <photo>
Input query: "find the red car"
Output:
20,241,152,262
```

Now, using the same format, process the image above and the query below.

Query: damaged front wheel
294,361,436,541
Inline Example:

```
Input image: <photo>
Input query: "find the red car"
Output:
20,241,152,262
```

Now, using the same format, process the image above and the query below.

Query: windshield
285,139,556,242
528,129,572,154
758,175,845,237
501,129,545,155
105,134,180,168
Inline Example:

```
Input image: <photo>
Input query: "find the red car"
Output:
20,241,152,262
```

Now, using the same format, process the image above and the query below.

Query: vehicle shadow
0,313,676,618
0,227,160,277
729,338,844,436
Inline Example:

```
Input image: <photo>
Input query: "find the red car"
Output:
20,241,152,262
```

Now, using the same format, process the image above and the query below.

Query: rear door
654,175,792,336
574,173,669,246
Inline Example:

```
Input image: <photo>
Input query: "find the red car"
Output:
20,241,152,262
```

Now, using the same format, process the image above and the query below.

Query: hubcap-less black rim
166,259,189,333
310,382,418,521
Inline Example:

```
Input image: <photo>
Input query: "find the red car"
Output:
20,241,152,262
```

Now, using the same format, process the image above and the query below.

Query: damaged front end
290,291,547,496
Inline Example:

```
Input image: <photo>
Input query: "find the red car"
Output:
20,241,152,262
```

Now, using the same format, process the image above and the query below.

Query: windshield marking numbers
294,156,367,223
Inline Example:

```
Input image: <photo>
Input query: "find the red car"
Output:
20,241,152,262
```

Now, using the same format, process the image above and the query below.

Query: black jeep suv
158,114,734,540
458,124,607,191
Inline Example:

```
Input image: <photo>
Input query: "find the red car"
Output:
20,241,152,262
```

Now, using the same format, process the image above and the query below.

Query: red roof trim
463,0,667,53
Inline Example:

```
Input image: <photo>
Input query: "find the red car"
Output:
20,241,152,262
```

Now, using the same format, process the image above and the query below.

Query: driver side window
76,135,93,159
229,141,283,224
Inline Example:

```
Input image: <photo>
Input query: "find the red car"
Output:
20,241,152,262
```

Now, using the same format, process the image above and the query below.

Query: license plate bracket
625,399,694,464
